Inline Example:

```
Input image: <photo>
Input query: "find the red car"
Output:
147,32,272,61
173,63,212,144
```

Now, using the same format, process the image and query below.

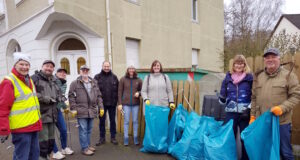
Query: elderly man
31,60,64,160
250,48,300,160
0,52,42,160
68,65,104,156
94,61,119,145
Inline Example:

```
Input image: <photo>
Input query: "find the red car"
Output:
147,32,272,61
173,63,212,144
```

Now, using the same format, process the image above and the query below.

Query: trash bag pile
140,104,280,160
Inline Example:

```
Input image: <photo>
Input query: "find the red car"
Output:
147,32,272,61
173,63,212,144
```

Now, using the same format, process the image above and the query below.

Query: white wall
273,17,300,35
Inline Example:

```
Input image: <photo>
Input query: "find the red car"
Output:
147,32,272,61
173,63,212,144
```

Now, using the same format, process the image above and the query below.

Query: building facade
0,0,224,83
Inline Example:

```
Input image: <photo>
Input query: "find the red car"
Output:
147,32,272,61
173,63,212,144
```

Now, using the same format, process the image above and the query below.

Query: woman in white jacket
141,60,175,110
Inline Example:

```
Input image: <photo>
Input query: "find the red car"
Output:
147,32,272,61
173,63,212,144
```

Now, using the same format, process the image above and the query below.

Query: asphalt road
0,118,175,160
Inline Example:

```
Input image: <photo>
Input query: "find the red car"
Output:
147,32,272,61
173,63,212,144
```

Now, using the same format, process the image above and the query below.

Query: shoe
61,147,74,155
111,138,118,145
134,137,140,145
88,146,96,152
52,151,65,159
124,137,129,146
81,149,94,156
96,137,105,146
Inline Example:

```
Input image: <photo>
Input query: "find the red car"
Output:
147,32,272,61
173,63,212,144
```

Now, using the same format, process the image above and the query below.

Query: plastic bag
203,120,237,160
241,111,280,160
168,104,189,153
140,104,170,153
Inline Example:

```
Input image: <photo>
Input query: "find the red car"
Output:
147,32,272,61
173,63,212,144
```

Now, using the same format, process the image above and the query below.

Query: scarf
231,72,246,85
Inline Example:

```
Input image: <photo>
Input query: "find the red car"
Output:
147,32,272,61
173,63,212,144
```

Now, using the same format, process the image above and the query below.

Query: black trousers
99,105,116,139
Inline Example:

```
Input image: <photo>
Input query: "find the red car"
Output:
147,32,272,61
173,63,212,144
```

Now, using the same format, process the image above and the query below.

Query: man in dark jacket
94,61,119,145
31,60,63,160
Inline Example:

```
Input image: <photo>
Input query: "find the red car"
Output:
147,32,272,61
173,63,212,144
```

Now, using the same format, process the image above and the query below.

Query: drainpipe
105,0,112,67
3,0,8,30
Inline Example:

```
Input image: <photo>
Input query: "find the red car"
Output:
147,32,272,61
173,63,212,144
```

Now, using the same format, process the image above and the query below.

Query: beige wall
4,0,224,76
5,0,49,29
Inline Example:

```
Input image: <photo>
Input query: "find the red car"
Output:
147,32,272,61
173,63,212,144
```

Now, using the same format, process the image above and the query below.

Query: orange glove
249,116,256,124
271,106,283,116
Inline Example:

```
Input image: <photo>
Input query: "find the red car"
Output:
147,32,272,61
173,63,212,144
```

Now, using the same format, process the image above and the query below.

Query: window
58,38,86,51
192,0,198,22
192,49,199,68
77,57,86,74
6,39,21,73
60,58,70,75
126,0,139,4
126,38,140,68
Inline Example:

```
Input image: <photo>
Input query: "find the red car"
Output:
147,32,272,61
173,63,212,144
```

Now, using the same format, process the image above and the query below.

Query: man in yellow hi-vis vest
0,52,42,160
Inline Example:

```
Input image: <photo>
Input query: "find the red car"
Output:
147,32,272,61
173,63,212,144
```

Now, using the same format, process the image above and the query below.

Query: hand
271,106,283,116
70,110,77,118
169,103,176,110
64,108,70,114
99,109,105,117
0,135,9,143
134,92,139,98
249,116,256,124
117,105,123,111
145,100,150,105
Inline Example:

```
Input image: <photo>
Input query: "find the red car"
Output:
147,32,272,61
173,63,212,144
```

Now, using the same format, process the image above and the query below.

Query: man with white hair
0,52,42,160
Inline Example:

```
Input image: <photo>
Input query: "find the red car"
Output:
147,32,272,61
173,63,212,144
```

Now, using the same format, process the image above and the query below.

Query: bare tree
222,0,284,71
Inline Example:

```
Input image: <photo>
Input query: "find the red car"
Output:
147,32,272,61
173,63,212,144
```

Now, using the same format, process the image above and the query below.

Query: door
56,50,87,93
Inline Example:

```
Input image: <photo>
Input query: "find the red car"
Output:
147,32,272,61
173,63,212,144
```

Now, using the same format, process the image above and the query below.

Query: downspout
3,0,8,30
105,0,112,67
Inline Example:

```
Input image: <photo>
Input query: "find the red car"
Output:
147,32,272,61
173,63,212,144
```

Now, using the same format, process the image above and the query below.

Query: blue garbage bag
140,104,170,153
169,112,223,160
168,104,189,153
241,111,280,160
203,120,237,160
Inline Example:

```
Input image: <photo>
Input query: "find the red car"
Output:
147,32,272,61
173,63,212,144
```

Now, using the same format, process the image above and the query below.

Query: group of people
0,51,176,160
220,48,300,160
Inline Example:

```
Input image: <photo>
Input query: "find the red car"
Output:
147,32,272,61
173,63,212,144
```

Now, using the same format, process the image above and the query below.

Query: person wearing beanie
31,60,65,160
0,52,42,160
117,62,142,146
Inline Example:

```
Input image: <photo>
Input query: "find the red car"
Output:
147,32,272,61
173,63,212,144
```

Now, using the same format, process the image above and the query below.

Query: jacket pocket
272,81,286,95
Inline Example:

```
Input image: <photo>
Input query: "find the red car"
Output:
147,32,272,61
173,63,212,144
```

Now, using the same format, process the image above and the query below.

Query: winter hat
127,61,136,69
13,52,31,65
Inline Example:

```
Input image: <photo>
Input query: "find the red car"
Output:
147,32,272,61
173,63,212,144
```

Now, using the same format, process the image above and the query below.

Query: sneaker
81,149,94,156
88,146,96,152
124,137,129,146
96,137,105,146
52,151,65,159
111,138,118,145
61,147,74,155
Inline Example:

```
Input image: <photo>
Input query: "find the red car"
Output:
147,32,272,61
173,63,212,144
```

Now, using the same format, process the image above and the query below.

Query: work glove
249,116,256,124
70,110,77,118
117,105,123,111
0,135,9,143
64,108,70,114
99,109,105,117
271,106,283,116
134,92,139,98
169,103,176,110
145,99,150,105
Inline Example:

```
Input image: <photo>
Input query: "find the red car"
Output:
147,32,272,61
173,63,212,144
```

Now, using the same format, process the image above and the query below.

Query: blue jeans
225,112,249,160
12,132,39,160
280,123,294,160
53,110,67,153
123,105,139,139
99,105,116,139
77,118,94,150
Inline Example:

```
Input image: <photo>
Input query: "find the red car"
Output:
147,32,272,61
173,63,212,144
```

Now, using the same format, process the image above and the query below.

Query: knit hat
13,52,31,65
127,61,136,68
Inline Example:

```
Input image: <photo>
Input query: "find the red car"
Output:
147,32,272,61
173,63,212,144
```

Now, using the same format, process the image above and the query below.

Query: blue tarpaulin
241,111,280,160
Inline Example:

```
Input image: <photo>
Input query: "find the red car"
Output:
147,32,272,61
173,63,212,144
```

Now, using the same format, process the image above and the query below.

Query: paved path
0,118,175,160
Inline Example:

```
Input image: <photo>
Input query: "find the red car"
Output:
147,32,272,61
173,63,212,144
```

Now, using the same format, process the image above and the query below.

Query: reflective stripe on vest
4,73,41,130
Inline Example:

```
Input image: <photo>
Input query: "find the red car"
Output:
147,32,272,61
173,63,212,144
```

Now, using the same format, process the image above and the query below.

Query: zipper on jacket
130,79,133,106
236,84,239,113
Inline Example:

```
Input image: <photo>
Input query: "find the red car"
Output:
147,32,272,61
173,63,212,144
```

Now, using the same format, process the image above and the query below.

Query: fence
116,80,200,138
229,52,300,145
